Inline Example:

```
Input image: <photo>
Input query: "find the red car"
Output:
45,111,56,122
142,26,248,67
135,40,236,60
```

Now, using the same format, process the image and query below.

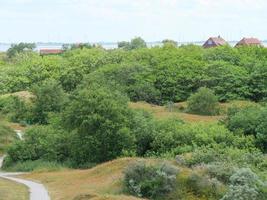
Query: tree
71,43,92,50
7,43,36,58
130,37,147,49
31,79,66,124
255,108,267,152
187,87,219,115
162,39,178,47
118,41,131,49
118,37,147,50
62,86,136,164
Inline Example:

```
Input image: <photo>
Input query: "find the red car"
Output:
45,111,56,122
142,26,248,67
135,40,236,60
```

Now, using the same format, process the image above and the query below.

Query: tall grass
3,159,68,172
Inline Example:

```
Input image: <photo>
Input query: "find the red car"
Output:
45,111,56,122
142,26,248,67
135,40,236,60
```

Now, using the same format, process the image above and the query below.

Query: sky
0,0,266,43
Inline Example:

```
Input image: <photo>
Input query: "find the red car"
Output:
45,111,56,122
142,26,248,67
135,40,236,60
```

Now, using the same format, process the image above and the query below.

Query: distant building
40,49,64,56
235,37,263,47
203,36,228,48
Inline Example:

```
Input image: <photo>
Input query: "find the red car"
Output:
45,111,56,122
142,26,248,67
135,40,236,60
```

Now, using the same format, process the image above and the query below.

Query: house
203,36,228,48
235,37,262,47
40,49,64,56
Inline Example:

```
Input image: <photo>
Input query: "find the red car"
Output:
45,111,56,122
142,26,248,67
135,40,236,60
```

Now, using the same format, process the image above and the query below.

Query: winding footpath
0,130,50,200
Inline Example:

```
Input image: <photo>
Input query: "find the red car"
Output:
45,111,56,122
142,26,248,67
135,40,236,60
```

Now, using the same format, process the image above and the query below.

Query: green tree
118,41,131,50
187,87,219,115
62,86,135,164
162,39,178,47
31,79,66,124
7,43,36,58
255,108,267,152
118,37,147,50
130,37,147,49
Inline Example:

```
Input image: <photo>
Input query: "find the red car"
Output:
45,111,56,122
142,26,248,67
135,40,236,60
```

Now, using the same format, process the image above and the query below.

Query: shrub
186,173,225,199
226,105,262,136
0,123,16,154
2,159,67,172
184,146,266,172
5,125,70,167
150,122,255,157
124,162,178,199
255,108,267,152
206,162,236,183
221,168,265,200
225,105,267,152
187,87,219,115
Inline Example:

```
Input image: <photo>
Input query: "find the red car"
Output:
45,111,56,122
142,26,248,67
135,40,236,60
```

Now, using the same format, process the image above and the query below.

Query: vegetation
0,178,29,200
124,162,178,199
118,37,147,50
1,39,267,199
7,43,36,58
0,122,16,155
187,87,219,115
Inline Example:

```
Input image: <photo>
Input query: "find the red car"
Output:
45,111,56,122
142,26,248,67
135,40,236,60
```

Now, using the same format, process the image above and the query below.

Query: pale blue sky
0,0,266,42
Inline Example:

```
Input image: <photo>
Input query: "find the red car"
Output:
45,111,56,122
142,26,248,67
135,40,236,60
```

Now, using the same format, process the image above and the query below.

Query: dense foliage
187,87,219,115
225,105,267,152
1,45,267,104
1,41,267,199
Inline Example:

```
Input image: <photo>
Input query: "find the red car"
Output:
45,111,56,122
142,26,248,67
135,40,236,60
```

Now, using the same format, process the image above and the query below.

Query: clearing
19,158,210,200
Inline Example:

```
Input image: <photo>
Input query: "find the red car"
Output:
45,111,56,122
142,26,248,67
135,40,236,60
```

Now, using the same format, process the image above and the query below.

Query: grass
20,158,149,200
0,178,29,200
18,158,213,200
129,101,258,123
129,102,222,123
3,160,68,172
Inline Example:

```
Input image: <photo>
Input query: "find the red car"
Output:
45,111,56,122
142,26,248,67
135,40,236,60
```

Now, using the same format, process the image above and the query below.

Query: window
207,40,213,45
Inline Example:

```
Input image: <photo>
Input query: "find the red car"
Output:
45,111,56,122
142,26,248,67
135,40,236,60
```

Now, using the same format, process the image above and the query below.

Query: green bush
0,123,16,154
221,168,265,200
187,87,219,115
184,146,267,174
206,162,236,183
5,125,70,166
186,173,225,199
124,162,178,199
62,85,136,164
225,105,267,152
150,122,255,157
3,159,67,172
226,105,262,136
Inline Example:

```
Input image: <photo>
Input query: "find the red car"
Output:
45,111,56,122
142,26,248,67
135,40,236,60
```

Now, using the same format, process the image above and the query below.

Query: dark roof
235,38,262,46
210,37,227,46
203,36,228,48
40,49,64,55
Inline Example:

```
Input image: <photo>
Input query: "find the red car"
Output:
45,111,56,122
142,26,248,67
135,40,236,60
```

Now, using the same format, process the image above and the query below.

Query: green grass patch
3,159,68,172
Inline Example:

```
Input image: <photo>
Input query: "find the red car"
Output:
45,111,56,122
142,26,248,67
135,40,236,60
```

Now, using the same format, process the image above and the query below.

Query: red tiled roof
40,49,64,55
236,38,262,46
